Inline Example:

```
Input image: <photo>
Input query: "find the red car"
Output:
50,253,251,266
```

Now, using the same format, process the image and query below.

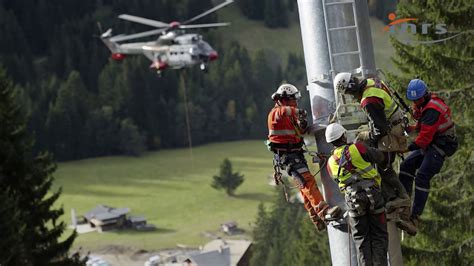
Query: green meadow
54,140,280,251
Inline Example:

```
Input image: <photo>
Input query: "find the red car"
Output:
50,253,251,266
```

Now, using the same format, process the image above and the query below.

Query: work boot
325,206,343,221
399,206,411,221
315,201,330,220
385,196,411,213
397,215,419,236
310,214,326,231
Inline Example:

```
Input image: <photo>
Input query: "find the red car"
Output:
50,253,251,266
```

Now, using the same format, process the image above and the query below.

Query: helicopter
100,0,233,75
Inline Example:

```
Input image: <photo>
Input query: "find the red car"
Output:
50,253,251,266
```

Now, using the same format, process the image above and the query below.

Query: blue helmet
406,79,428,101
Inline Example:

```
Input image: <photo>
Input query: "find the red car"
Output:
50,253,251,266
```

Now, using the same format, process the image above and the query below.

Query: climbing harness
272,149,329,203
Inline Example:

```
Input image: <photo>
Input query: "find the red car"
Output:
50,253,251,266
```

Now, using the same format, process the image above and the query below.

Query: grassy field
54,140,279,251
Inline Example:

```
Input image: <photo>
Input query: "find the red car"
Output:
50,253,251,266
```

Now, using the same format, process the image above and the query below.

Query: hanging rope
180,70,194,168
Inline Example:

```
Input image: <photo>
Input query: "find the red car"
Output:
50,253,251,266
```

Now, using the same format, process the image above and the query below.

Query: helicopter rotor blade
182,0,234,25
109,28,167,42
101,28,113,39
97,22,104,33
118,14,170,28
179,22,230,29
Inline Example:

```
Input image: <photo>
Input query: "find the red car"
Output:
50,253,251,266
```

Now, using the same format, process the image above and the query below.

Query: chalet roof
203,239,252,266
187,246,231,266
84,205,130,221
129,215,146,223
221,221,237,227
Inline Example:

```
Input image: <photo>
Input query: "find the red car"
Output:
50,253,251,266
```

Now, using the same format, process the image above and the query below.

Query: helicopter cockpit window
197,41,213,54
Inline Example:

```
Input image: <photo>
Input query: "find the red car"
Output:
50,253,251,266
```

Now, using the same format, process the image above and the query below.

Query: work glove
298,118,308,130
355,131,370,142
298,108,308,118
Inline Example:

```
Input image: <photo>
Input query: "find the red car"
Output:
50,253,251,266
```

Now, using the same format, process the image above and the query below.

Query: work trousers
346,185,388,266
377,151,409,202
276,152,325,214
399,147,445,217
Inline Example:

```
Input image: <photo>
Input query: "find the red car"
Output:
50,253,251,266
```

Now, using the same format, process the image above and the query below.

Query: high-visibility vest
327,144,380,189
419,94,454,134
361,78,399,119
267,104,302,144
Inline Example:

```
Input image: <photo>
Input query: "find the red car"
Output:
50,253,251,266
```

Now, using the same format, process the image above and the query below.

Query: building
202,239,252,266
84,205,130,232
220,221,239,235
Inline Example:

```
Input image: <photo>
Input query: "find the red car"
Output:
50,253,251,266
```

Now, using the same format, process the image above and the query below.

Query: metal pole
297,1,356,265
297,0,402,265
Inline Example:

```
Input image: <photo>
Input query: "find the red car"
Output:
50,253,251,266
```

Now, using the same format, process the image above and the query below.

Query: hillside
216,5,396,71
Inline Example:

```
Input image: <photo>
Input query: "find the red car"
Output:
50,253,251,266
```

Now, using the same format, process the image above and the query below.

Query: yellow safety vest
361,79,398,119
327,144,381,189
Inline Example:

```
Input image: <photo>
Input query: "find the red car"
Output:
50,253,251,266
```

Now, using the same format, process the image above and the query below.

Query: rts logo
383,12,464,44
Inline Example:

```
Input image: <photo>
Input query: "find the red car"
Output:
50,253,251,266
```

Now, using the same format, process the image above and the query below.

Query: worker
267,83,341,231
333,73,414,232
398,79,458,235
325,123,388,266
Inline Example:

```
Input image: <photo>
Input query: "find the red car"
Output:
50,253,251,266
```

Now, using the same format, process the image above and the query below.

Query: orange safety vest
267,104,302,144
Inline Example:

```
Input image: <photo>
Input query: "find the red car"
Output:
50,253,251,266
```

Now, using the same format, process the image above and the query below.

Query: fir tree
0,69,85,265
250,203,271,264
389,1,474,264
250,191,332,265
264,0,289,28
211,158,244,196
118,118,146,156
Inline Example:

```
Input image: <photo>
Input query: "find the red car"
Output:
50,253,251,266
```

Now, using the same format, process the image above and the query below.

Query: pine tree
264,0,289,28
118,118,146,156
211,158,245,196
0,189,23,265
237,0,265,20
250,191,332,265
0,69,85,265
250,203,271,264
45,71,92,160
389,1,474,264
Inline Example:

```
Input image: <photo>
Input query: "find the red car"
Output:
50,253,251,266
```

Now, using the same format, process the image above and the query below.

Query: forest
0,0,309,161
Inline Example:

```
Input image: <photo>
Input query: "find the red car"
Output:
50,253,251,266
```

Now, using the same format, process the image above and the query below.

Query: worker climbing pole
266,83,342,231
296,0,404,264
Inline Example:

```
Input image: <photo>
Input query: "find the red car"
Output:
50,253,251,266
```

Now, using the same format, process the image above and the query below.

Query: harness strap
431,144,446,158
365,187,375,212
333,146,375,186
336,145,351,179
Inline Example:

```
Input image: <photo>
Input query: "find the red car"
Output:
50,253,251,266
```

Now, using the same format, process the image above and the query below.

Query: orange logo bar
383,13,418,31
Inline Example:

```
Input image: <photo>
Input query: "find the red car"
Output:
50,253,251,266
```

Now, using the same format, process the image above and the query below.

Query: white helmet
325,123,347,143
334,72,355,93
271,83,301,100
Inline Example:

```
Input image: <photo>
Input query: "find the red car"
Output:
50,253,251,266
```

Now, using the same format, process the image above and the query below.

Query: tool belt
267,141,304,154
273,152,307,188
344,179,384,217
344,179,376,192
